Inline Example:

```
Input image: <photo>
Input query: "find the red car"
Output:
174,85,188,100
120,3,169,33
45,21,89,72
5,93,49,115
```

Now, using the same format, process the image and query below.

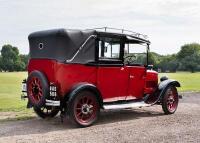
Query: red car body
28,59,158,101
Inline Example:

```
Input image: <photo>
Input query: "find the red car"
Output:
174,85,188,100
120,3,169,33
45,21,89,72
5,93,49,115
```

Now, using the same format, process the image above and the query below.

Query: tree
180,52,200,73
0,44,25,71
177,43,200,59
0,56,2,71
177,43,200,72
20,54,29,69
148,52,162,70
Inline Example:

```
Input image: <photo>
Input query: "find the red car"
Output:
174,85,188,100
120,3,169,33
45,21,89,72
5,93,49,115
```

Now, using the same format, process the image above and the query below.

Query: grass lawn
0,72,34,121
159,72,200,92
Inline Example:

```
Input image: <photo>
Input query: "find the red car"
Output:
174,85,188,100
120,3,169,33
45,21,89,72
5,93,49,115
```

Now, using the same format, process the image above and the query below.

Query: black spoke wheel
34,106,59,119
68,90,100,127
162,86,179,114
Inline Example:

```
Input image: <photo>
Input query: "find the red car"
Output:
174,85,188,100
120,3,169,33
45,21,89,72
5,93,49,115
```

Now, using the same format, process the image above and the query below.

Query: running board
103,101,151,110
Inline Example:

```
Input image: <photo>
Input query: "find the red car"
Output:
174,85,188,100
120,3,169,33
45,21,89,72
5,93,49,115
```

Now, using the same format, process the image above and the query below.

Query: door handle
130,75,134,79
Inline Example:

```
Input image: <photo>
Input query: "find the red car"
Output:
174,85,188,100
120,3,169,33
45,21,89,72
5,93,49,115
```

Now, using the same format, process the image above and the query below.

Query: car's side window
98,37,121,60
124,43,147,65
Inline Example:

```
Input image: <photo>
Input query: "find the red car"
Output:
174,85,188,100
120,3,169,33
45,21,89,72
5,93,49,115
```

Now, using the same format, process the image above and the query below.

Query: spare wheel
27,70,49,108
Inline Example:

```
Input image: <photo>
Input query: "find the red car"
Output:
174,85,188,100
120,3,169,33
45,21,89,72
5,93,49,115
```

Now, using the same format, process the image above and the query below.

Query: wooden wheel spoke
77,112,82,117
88,99,92,104
81,114,84,120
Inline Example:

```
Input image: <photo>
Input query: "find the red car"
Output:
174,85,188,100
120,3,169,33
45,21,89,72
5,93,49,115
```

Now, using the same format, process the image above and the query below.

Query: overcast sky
0,0,200,55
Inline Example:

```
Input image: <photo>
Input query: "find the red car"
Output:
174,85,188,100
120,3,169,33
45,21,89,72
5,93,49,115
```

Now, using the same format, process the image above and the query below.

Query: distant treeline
0,43,200,72
149,43,200,73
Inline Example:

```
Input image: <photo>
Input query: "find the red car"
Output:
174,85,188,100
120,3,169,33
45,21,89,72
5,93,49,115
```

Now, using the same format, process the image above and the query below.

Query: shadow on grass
0,107,164,137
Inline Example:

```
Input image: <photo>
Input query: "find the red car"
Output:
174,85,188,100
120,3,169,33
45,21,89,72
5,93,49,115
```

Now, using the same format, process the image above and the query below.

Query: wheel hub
33,86,39,94
81,104,91,115
168,96,175,104
166,91,177,111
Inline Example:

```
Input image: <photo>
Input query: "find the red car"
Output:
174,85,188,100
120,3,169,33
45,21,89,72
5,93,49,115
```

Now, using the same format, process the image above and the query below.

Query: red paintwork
145,70,158,94
97,66,129,101
28,59,158,102
28,59,97,96
127,66,146,99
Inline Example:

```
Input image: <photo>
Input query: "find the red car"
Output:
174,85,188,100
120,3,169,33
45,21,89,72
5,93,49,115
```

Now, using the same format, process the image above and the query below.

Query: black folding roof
28,28,150,63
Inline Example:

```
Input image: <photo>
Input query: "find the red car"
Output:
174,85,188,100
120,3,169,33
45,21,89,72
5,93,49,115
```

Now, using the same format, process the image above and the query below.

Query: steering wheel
124,55,136,65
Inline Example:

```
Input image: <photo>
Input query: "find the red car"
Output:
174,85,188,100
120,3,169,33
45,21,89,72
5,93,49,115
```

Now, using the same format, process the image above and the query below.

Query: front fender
158,79,181,101
159,79,181,90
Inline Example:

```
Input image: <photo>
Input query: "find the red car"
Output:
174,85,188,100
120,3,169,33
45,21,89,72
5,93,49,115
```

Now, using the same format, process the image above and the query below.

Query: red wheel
68,90,100,127
28,77,43,104
162,86,179,114
27,71,49,108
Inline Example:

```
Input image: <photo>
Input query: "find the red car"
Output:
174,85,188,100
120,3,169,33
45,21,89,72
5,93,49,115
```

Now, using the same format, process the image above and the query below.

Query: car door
124,43,147,100
127,66,146,99
96,36,129,102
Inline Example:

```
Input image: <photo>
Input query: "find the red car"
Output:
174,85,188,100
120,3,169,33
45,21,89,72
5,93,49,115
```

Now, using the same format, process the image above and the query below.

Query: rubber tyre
68,90,100,127
27,71,49,108
34,107,59,119
162,86,179,114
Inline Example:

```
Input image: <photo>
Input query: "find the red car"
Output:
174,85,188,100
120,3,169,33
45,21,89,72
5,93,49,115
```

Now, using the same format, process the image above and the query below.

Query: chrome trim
66,35,97,62
103,97,126,102
38,43,44,50
103,101,151,110
90,27,148,40
45,99,60,106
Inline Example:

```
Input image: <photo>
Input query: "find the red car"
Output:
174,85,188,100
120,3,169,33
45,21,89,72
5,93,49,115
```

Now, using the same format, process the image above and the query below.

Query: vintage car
21,27,180,127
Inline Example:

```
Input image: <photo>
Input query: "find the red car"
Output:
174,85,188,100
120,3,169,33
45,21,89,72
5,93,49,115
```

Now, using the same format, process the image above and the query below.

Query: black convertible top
28,28,150,63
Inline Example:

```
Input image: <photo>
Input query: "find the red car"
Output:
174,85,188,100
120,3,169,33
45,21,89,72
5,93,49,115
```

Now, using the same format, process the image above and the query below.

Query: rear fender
64,82,103,108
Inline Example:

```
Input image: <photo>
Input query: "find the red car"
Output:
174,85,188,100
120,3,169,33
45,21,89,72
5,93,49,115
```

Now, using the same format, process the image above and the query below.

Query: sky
0,0,200,55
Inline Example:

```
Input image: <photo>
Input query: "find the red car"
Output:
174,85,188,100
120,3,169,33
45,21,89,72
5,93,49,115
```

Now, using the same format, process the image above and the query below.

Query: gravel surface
0,92,199,143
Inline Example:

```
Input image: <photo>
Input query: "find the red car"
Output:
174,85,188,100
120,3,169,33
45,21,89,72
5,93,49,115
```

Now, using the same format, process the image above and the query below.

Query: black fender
158,79,181,100
65,82,103,108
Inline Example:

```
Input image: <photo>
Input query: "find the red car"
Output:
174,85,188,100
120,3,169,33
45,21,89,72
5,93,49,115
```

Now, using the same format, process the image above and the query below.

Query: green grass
0,72,28,111
159,72,200,92
0,72,35,121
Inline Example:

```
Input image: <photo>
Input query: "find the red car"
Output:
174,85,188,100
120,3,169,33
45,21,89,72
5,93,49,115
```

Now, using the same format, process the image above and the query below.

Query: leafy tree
20,54,29,69
0,56,2,71
148,52,161,70
177,43,200,72
180,52,200,73
1,44,24,71
154,54,179,72
14,60,25,71
177,43,200,59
